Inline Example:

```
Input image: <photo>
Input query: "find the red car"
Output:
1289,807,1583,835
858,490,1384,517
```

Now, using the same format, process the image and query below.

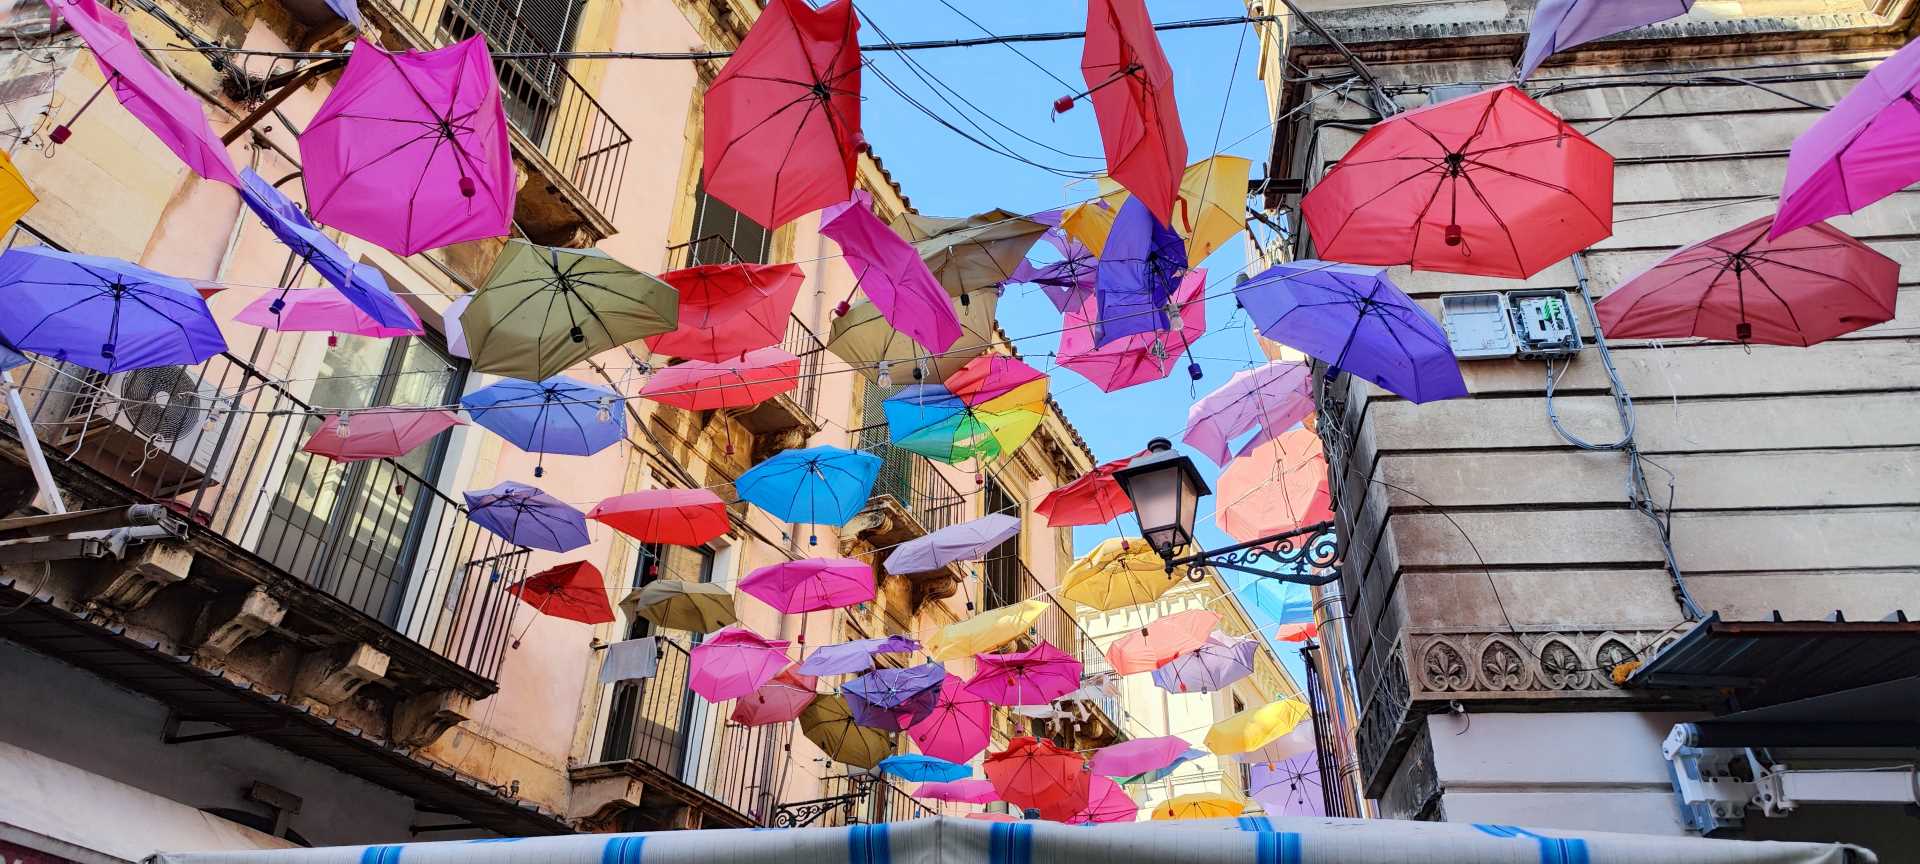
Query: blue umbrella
463,480,590,552
843,661,947,732
735,445,882,536
1094,197,1187,347
878,753,972,783
461,375,624,477
1234,260,1468,404
237,168,415,331
0,247,225,373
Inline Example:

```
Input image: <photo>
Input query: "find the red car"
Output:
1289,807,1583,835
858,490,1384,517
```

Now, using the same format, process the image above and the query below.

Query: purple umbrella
1773,39,1920,239
462,481,590,553
1235,260,1467,404
1182,361,1314,468
797,635,921,676
1518,0,1693,81
1094,198,1187,347
237,169,417,331
884,513,1021,576
843,661,946,731
1250,757,1326,817
1012,228,1097,314
1151,632,1258,694
0,247,225,373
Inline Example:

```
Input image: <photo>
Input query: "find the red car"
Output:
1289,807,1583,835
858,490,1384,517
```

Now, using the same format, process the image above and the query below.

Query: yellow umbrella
1058,537,1186,611
1204,698,1310,756
0,149,36,237
1151,792,1246,821
825,289,997,386
632,579,737,633
1063,156,1252,263
799,694,893,769
924,598,1049,661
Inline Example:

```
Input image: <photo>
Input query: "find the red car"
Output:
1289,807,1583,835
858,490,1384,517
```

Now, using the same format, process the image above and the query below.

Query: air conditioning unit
51,364,239,499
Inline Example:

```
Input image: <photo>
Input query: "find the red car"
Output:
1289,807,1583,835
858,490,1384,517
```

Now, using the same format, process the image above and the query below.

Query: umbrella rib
1456,170,1529,273
1679,257,1742,334
1744,266,1814,345
1319,164,1446,251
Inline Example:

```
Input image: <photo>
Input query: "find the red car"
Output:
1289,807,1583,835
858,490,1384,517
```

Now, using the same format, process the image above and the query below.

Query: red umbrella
1106,609,1218,674
1302,84,1613,279
1276,622,1319,643
985,736,1091,822
646,263,806,362
964,641,1084,706
1056,269,1207,393
702,0,861,229
731,664,818,726
300,407,464,463
1595,216,1898,346
587,488,730,546
1076,0,1188,226
639,347,800,410
1035,454,1137,528
908,673,993,764
509,561,614,625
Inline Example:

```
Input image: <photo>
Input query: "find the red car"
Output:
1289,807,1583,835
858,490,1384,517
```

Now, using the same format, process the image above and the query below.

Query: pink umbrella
689,624,792,702
1217,429,1332,545
640,347,800,411
730,664,818,726
1773,38,1920,239
1183,361,1313,468
738,558,876,614
821,191,962,355
1088,735,1192,778
908,673,992,763
1106,610,1218,675
236,288,425,341
965,641,1083,706
1056,269,1207,393
301,38,514,256
300,407,464,463
53,0,240,186
1068,777,1138,824
965,812,1019,823
913,779,999,805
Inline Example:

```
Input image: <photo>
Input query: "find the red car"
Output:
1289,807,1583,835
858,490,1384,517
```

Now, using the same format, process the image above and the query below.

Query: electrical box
1440,292,1515,359
1508,290,1583,359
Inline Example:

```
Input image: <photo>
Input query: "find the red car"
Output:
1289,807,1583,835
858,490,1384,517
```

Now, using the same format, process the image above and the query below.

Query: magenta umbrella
301,37,514,256
913,778,998,805
964,641,1083,706
908,673,992,763
738,558,876,614
300,407,464,463
689,624,792,702
1773,39,1920,238
1183,361,1313,468
236,288,425,340
1088,735,1193,778
821,191,961,355
1068,776,1138,824
730,664,818,726
1056,268,1208,393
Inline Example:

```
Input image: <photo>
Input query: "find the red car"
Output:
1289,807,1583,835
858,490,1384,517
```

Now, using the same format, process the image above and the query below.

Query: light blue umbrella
735,445,881,539
463,480,589,552
878,753,972,783
461,375,624,476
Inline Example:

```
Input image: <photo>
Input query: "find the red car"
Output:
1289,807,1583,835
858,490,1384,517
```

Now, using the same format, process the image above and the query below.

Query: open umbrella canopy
1249,757,1326,817
826,289,997,386
878,754,971,783
1183,361,1314,468
1058,537,1183,611
462,240,679,382
646,263,805,362
588,488,731,546
1069,777,1139,824
965,641,1083,706
0,149,34,239
1151,793,1244,822
735,445,882,528
739,557,875,614
925,598,1051,661
1088,735,1193,778
822,191,962,355
797,635,921,676
1106,609,1218,675
1218,428,1333,545
690,624,793,702
1079,0,1187,226
462,481,589,553
443,295,473,358
1774,39,1920,238
508,561,613,625
0,247,224,373
884,513,1022,576
236,169,418,332
1095,198,1188,347
702,0,860,229
1302,85,1613,279
731,664,819,726
1112,747,1207,785
1230,722,1316,768
640,347,800,411
1068,156,1254,264
301,407,464,463
985,736,1091,822
54,0,240,186
301,38,514,255
891,208,1049,297
461,376,625,471
1596,215,1898,346
1036,455,1135,528
1276,622,1319,643
908,673,992,764
1011,228,1096,314
884,355,1048,465
1236,261,1467,404
235,287,424,340
1518,0,1694,81
800,694,893,769
1152,632,1258,694
633,579,737,633
843,661,947,731
1205,698,1310,757
1058,268,1207,393
912,778,998,804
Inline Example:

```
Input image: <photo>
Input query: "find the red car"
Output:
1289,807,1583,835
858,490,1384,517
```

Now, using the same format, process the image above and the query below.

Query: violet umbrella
461,376,625,477
301,37,514,256
1235,260,1467,404
235,288,424,341
1518,0,1694,81
1012,228,1097,314
1151,632,1259,694
462,480,590,553
883,513,1021,576
236,169,418,332
1068,777,1139,824
797,635,921,676
1089,735,1193,778
1774,40,1920,238
843,661,947,731
965,641,1082,706
907,673,992,763
820,191,962,356
690,624,793,702
1250,758,1326,817
912,779,998,805
731,664,819,726
301,407,464,463
738,557,876,614
0,246,225,373
1182,361,1314,468
1106,609,1218,675
1094,198,1188,347
1058,268,1206,393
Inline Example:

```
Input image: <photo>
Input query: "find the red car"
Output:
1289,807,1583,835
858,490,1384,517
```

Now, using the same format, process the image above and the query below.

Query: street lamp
1113,437,1342,585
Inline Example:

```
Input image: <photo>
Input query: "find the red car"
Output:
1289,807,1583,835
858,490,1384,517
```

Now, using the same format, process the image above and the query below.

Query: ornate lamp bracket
1163,520,1340,585
769,773,877,828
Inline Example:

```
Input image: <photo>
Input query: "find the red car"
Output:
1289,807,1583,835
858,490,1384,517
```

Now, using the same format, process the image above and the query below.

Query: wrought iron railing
1302,641,1361,817
783,315,825,420
810,775,940,827
852,430,966,535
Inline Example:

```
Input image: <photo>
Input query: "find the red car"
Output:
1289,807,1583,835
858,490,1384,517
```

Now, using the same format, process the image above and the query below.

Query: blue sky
855,1,1315,686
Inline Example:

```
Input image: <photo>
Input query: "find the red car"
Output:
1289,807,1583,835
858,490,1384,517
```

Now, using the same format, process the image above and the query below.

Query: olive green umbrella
799,694,894,769
462,240,678,381
891,209,1048,297
826,289,997,385
632,579,737,634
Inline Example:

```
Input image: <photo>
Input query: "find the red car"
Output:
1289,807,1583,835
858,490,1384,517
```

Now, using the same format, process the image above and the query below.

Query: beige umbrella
462,240,679,381
890,209,1048,297
924,598,1050,661
799,694,893,769
632,579,737,634
826,288,997,385
1064,155,1253,263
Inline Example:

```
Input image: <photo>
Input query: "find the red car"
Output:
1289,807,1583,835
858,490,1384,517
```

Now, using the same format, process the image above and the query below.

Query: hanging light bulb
596,395,613,424
876,360,893,388
334,411,352,438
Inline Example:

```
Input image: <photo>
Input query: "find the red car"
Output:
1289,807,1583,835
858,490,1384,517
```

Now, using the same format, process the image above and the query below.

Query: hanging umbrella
912,778,997,804
1012,228,1097,314
640,347,800,411
884,355,1048,465
1229,723,1316,768
301,37,513,255
1152,632,1258,694
1235,261,1467,404
1217,428,1332,545
1094,198,1188,347
1249,757,1326,817
507,561,614,625
587,488,730,546
646,263,806,362
461,376,625,476
884,513,1021,576
1077,0,1187,226
797,635,921,676
739,557,876,614
632,579,737,633
1301,85,1613,279
1088,735,1193,778
908,673,992,763
1106,609,1218,675
301,407,464,463
462,481,590,553
0,149,34,238
1774,40,1920,238
892,209,1049,297
1069,777,1139,824
821,191,961,355
965,641,1083,706
53,0,239,185
1519,0,1694,81
235,287,424,340
799,694,893,769
1183,361,1313,468
825,289,997,386
1151,793,1244,821
731,664,818,726
1204,698,1310,757
843,661,947,731
689,624,792,702
1112,747,1207,785
462,240,678,382
236,169,418,331
1596,215,1898,346
702,0,860,229
1069,156,1254,264
1035,456,1135,528
443,294,474,359
735,445,883,529
0,247,224,373
1058,268,1207,393
984,736,1091,822
878,754,971,783
1276,622,1319,643
1058,537,1182,612
0,337,26,372
925,598,1050,661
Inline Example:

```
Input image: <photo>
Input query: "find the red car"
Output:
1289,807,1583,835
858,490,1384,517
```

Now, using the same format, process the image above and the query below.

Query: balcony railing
852,429,967,535
812,776,943,827
783,316,825,421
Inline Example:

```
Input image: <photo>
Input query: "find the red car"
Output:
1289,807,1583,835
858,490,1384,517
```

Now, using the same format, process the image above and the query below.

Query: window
439,0,588,142
981,478,1023,608
599,541,713,765
678,183,773,267
624,542,716,639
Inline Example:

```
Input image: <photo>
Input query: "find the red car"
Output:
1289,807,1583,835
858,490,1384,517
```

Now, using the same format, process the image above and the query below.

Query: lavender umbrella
0,247,224,373
1151,632,1258,694
796,635,921,676
462,480,590,552
884,513,1021,576
1012,228,1097,314
1235,260,1467,404
1518,0,1693,82
1182,361,1313,468
1094,198,1187,347
843,661,946,731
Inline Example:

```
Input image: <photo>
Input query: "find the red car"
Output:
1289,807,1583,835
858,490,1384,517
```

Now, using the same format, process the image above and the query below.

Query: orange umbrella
984,736,1090,822
1215,427,1332,545
1276,622,1319,643
1105,609,1217,674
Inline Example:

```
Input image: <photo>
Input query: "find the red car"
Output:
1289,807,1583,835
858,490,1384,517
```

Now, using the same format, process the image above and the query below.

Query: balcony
847,427,967,551
735,315,826,456
983,558,1128,750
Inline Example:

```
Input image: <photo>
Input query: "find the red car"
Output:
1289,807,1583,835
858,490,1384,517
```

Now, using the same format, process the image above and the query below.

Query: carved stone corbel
88,542,193,615
195,588,286,663
392,688,472,749
291,643,390,713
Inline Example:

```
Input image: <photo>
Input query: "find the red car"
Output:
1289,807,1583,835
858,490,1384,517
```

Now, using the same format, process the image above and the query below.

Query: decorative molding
392,688,472,749
291,643,390,713
1409,629,1680,697
195,588,286,661
1355,640,1412,798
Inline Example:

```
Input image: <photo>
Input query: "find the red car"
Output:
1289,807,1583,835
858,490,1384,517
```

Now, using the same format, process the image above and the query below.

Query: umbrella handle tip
1052,96,1075,114
459,176,476,198
48,125,71,144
